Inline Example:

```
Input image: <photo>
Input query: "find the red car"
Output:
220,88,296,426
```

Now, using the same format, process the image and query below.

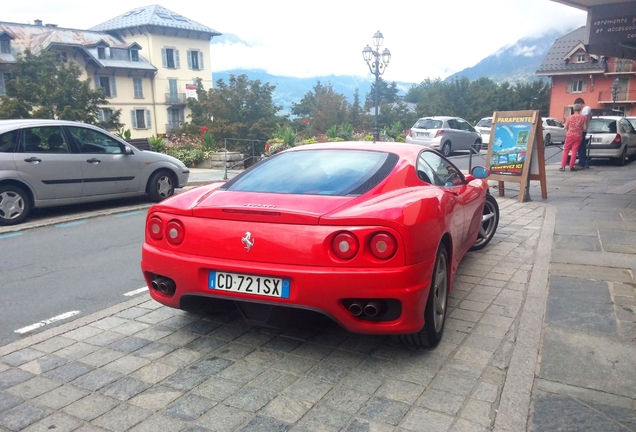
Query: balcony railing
165,123,180,133
608,59,634,73
597,90,634,103
164,93,186,105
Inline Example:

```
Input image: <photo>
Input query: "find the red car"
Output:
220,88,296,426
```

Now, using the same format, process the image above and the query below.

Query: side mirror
471,166,490,179
124,145,134,155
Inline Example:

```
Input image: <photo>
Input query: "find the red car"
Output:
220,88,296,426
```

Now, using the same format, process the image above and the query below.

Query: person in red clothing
560,104,588,172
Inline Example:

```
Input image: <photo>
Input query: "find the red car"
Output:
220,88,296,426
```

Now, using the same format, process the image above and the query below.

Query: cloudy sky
5,0,587,83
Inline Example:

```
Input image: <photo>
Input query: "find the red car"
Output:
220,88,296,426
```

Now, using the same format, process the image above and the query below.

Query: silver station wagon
0,119,190,225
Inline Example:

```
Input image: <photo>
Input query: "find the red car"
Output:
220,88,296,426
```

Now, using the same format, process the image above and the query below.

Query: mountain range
211,28,576,113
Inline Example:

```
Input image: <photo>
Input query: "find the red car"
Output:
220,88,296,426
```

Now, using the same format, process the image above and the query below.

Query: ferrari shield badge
241,232,254,252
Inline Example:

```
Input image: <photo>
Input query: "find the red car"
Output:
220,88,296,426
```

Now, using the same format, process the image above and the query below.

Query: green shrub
326,125,338,140
301,137,318,144
338,123,353,140
202,130,215,150
115,128,131,140
328,137,345,142
166,146,209,167
363,135,374,141
149,135,165,153
395,135,405,142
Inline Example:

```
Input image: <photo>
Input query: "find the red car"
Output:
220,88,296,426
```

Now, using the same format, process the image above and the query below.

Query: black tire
470,193,499,251
615,147,627,166
147,170,175,202
0,185,31,226
471,140,482,154
398,243,449,348
545,133,551,146
441,141,452,157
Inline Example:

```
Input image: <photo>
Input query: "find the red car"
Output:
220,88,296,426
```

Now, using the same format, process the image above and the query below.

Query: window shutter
175,50,180,68
161,48,167,68
94,75,100,90
146,110,152,128
581,79,587,92
0,74,5,96
110,77,117,97
199,51,204,70
566,80,572,93
131,110,138,129
97,109,104,122
179,108,184,122
187,50,192,69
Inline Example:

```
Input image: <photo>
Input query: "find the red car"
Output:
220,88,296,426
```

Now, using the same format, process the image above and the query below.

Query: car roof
0,119,93,134
284,141,432,160
591,116,624,120
416,116,460,121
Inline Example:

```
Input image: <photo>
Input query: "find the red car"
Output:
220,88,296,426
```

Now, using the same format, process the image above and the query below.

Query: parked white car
586,116,636,166
542,117,566,145
475,117,492,148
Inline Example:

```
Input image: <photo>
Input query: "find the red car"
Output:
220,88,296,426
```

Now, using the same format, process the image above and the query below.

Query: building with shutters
0,5,221,138
536,26,634,121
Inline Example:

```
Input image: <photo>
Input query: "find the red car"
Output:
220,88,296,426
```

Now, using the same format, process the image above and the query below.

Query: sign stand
485,110,547,203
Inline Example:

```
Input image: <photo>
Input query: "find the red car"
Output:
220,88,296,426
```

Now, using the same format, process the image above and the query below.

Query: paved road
0,211,148,346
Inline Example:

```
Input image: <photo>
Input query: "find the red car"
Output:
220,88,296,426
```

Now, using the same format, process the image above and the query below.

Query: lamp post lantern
362,31,391,142
611,77,621,113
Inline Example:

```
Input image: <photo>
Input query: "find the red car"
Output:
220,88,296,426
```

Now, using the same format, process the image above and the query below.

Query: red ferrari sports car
141,142,499,347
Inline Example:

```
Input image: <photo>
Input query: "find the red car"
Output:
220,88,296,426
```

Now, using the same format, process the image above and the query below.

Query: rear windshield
414,119,443,129
588,119,617,134
224,149,398,196
476,119,492,128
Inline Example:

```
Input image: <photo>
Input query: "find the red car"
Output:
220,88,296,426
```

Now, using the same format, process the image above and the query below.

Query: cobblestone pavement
0,195,548,432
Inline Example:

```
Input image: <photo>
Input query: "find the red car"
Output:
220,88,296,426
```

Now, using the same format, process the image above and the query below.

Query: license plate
417,132,429,138
592,137,602,143
208,271,290,298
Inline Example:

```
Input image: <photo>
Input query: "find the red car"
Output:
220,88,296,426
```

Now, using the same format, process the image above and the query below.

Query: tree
364,78,399,110
186,74,283,142
291,81,349,134
0,49,109,124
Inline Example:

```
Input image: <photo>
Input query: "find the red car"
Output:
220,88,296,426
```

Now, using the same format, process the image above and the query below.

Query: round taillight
165,220,185,245
332,232,359,260
369,232,397,260
147,217,163,241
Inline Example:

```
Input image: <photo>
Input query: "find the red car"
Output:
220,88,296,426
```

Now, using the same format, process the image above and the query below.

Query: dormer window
97,47,106,60
576,54,586,63
0,40,10,54
130,49,139,62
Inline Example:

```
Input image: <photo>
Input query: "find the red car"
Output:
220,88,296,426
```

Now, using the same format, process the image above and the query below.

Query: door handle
86,158,101,164
24,157,42,163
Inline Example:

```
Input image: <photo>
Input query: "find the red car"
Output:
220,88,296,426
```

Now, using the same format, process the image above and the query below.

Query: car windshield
588,119,617,134
415,119,443,129
476,119,491,128
224,149,398,196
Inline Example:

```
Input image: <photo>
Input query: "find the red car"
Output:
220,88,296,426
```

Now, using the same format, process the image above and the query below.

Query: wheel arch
0,179,35,208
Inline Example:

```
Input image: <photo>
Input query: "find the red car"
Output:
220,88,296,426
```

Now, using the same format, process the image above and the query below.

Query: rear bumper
141,244,436,335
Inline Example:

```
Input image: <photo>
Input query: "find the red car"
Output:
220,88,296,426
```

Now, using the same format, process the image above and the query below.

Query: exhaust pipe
151,276,176,296
364,301,381,318
348,302,363,316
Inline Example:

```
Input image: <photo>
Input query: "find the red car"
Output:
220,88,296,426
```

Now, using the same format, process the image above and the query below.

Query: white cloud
4,0,587,82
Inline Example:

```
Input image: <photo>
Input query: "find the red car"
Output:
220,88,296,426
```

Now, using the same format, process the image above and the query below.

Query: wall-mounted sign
185,84,197,100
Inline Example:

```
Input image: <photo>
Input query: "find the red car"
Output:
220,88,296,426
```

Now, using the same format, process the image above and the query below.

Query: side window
447,119,460,130
457,120,475,132
419,151,463,187
21,127,70,153
67,127,124,154
0,130,19,153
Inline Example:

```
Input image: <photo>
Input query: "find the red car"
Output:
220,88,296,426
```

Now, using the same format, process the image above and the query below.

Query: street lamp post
611,77,621,113
362,31,391,142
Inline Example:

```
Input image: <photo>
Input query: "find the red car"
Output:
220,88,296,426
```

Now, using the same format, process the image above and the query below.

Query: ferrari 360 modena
141,142,499,347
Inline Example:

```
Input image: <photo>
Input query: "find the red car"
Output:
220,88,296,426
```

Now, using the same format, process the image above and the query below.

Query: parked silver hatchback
0,119,190,225
405,116,482,157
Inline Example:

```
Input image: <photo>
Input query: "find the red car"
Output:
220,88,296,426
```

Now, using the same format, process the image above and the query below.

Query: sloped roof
0,22,155,71
536,27,606,75
90,4,221,37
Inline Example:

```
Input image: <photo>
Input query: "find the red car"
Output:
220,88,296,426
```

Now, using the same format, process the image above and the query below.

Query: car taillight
165,220,185,245
434,130,444,138
408,129,413,137
332,232,359,260
147,216,163,241
369,232,397,260
611,134,621,145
